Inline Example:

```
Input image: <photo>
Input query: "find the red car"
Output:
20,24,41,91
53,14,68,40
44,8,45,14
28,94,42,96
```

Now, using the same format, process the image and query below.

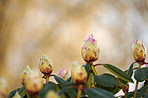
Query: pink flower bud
39,54,53,75
81,34,100,62
25,70,43,94
58,69,71,80
132,40,147,63
20,65,32,85
71,61,87,85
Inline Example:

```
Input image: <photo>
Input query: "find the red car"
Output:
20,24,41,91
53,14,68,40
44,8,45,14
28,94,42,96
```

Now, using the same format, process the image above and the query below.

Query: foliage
7,35,148,98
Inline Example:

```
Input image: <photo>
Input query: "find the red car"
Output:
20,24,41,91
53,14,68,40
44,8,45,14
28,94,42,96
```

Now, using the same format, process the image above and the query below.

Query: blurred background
0,0,148,93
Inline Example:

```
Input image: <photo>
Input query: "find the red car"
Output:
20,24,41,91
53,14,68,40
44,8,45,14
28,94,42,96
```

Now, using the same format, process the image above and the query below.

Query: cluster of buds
81,34,100,62
0,77,8,98
25,70,43,94
20,65,32,85
132,40,147,64
71,61,87,85
39,54,53,75
58,69,71,80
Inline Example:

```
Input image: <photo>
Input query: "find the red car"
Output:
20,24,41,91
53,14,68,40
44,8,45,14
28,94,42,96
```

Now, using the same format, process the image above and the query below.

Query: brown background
0,0,148,93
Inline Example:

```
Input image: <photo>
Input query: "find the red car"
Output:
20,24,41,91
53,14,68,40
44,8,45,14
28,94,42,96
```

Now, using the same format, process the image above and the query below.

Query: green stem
77,85,83,98
124,91,128,98
46,75,49,83
90,63,98,76
133,64,141,98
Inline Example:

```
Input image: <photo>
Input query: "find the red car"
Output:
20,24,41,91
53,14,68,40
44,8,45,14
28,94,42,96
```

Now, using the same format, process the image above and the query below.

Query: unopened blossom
25,70,43,94
12,91,21,98
39,54,53,75
71,61,87,85
20,65,32,85
0,77,8,98
58,69,71,80
45,90,60,98
81,34,100,62
132,40,147,63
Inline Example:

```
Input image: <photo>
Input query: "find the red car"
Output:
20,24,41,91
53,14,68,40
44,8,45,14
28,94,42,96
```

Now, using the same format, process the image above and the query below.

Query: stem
90,63,98,76
124,94,127,98
133,81,138,98
46,75,49,83
77,85,83,98
133,64,141,98
94,64,103,67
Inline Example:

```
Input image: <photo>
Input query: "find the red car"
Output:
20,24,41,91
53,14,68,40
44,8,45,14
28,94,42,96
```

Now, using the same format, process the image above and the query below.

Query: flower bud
132,40,147,63
81,34,100,62
20,65,32,85
12,91,21,98
25,70,43,94
58,69,71,80
45,90,60,98
0,77,8,98
71,61,87,85
39,54,53,75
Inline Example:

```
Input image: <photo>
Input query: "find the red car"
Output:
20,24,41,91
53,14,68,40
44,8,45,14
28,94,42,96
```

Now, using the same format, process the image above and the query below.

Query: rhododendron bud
25,70,43,94
45,90,60,98
20,65,32,85
81,34,100,62
71,61,87,85
0,77,8,98
39,54,53,75
12,91,21,98
58,69,71,80
132,40,147,63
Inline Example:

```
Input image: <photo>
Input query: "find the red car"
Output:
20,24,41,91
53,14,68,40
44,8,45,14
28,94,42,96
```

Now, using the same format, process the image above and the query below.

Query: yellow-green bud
132,40,147,63
25,70,43,94
39,54,53,75
12,91,21,98
45,90,60,98
20,65,32,85
71,61,87,85
81,34,100,62
0,77,8,98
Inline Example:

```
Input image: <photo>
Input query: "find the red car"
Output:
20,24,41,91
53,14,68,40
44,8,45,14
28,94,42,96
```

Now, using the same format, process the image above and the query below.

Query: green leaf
144,80,148,86
8,88,20,98
127,63,134,77
94,74,117,88
117,78,128,87
136,86,148,98
57,87,68,95
103,64,133,83
134,68,148,82
66,77,71,82
18,85,27,97
144,93,148,98
54,76,77,97
39,82,56,98
84,88,115,98
56,84,69,98
54,76,69,87
84,71,94,88
94,74,120,94
83,63,90,74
